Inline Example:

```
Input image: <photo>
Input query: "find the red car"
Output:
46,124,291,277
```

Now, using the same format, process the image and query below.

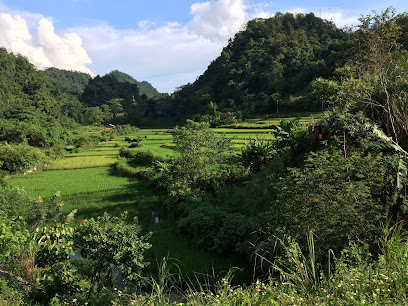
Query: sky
0,0,407,93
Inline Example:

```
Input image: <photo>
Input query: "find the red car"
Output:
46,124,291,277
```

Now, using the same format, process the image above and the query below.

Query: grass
46,156,118,170
6,116,319,285
7,166,248,282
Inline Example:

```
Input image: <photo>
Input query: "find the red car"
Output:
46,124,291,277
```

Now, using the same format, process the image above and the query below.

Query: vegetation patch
46,156,117,170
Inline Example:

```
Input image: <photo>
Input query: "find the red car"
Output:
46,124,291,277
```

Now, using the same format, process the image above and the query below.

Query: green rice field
5,114,320,281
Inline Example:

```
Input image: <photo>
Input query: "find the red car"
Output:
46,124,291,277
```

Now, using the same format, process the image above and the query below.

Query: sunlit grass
5,117,317,284
46,156,117,170
6,166,247,281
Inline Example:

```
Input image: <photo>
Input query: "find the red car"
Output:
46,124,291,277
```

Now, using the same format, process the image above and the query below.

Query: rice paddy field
5,114,320,282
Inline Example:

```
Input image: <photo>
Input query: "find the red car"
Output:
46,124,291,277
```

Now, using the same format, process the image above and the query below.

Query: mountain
79,74,141,112
107,70,161,99
0,48,87,125
167,12,354,117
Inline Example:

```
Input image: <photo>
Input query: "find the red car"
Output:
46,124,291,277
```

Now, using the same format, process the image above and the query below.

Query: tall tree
338,8,408,149
108,98,124,117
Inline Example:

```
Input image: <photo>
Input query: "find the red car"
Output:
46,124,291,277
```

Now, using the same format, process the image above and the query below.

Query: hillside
44,67,91,95
0,48,86,125
107,70,161,99
165,12,353,118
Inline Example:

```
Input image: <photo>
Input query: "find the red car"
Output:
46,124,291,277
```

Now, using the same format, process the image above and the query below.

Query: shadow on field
68,179,167,230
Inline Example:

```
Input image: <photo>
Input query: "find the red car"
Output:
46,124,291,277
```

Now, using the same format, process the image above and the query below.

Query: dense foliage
44,67,91,95
0,48,86,125
107,70,160,99
4,7,408,305
158,12,353,119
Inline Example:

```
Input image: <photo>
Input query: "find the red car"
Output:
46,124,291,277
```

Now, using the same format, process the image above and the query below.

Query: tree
108,98,124,117
157,120,231,199
349,8,408,148
85,107,105,125
75,212,151,301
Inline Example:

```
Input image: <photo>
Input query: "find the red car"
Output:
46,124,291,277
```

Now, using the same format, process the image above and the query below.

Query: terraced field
6,114,321,281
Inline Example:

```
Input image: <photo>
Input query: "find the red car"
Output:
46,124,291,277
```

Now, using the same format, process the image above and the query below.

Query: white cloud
319,9,360,29
0,13,93,74
0,0,271,92
70,22,223,92
68,0,272,92
189,0,248,41
37,18,93,73
287,7,360,29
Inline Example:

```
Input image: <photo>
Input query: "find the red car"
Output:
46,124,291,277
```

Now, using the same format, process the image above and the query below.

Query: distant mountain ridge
107,70,161,99
44,68,160,99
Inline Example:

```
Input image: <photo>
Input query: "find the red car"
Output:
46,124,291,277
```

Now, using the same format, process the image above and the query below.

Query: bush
263,149,387,256
0,142,49,174
240,136,275,173
129,141,143,148
156,120,231,200
73,135,101,151
101,124,139,138
75,212,151,287
177,203,258,254
0,120,74,149
0,185,63,231
113,159,146,178
119,148,165,165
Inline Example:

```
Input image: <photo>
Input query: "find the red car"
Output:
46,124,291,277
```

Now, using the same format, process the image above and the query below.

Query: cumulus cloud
0,0,271,92
37,18,93,73
67,0,272,92
70,22,222,92
0,13,93,74
189,0,248,41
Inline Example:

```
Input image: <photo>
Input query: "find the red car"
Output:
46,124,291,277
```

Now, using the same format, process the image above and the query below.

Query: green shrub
0,142,49,174
0,215,29,263
240,136,275,172
177,203,258,254
73,135,101,151
0,279,26,305
113,159,143,178
272,117,309,154
129,141,143,148
101,124,139,138
75,212,151,287
156,120,231,200
263,149,386,256
0,120,74,149
119,148,165,166
0,185,62,231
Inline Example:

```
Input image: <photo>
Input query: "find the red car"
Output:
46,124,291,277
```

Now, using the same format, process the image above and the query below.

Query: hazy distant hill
45,68,160,100
107,70,161,99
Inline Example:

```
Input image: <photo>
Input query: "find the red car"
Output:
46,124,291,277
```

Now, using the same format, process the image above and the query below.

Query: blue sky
0,0,407,92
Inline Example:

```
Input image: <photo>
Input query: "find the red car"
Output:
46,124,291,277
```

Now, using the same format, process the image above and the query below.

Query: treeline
46,67,167,127
0,48,147,174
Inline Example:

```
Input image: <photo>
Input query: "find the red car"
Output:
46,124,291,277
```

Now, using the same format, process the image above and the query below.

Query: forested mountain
44,67,91,95
0,48,87,125
107,70,161,99
165,12,354,118
44,68,160,101
80,74,141,112
0,48,96,174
